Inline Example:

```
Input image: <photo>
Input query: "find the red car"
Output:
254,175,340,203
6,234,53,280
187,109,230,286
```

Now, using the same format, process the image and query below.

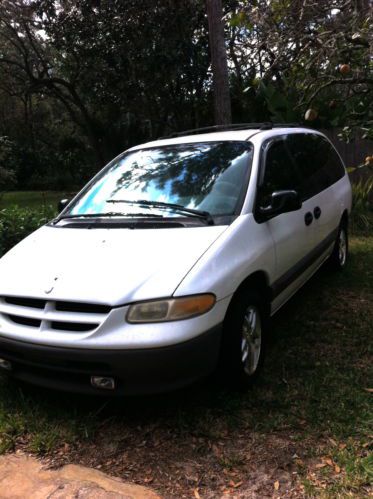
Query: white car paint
0,126,352,388
0,224,228,305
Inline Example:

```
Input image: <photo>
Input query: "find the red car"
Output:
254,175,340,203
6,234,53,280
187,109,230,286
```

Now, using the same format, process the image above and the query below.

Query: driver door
257,136,315,312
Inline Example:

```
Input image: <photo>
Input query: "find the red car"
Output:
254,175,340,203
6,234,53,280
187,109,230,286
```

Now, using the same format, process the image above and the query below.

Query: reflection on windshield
69,141,253,217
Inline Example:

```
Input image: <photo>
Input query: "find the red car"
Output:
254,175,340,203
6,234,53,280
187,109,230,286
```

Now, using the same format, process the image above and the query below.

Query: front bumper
0,324,222,395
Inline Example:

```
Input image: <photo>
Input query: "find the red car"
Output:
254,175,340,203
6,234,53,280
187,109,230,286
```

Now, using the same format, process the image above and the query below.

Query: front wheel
218,291,268,389
240,305,262,377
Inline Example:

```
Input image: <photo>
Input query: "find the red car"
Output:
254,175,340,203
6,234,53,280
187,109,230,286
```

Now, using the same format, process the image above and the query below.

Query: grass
0,191,72,210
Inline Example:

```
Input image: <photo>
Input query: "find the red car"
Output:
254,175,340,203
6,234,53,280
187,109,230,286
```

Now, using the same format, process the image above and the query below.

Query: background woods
0,0,371,192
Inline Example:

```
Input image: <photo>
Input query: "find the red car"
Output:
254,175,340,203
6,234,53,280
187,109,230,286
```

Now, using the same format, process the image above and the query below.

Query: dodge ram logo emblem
45,277,59,294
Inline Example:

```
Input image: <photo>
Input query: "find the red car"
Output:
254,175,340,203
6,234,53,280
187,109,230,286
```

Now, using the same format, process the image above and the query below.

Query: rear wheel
329,223,348,270
219,290,268,389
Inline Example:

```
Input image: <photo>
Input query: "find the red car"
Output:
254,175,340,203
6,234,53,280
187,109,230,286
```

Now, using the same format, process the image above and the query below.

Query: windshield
66,141,253,219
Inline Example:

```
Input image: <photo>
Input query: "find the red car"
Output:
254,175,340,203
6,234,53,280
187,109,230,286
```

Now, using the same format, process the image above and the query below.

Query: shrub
0,136,18,193
0,206,56,257
350,178,373,235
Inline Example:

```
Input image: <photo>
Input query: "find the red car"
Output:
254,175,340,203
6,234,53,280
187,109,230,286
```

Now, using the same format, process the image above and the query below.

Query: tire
218,289,268,390
329,222,348,270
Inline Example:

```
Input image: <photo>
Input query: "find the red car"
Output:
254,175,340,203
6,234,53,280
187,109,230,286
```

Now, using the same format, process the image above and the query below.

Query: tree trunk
355,0,371,14
206,0,232,125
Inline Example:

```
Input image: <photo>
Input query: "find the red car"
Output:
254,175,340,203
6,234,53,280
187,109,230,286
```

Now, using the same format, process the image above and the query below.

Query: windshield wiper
55,212,164,223
107,199,214,225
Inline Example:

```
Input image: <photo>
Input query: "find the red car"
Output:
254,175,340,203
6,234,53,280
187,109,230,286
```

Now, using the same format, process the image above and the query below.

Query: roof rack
160,122,301,139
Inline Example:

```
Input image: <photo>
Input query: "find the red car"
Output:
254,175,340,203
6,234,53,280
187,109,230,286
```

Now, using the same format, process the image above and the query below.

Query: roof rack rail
160,122,301,139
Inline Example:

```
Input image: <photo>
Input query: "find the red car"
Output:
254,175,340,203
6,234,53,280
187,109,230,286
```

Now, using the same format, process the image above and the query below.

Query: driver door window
259,139,300,207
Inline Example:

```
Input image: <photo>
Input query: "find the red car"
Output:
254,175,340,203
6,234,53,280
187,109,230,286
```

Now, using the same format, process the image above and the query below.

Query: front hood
0,224,227,305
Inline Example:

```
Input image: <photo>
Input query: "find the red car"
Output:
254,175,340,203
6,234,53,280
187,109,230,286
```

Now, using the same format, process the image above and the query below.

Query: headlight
126,294,216,323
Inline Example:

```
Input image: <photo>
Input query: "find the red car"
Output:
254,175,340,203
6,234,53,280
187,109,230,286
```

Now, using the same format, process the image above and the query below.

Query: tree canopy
0,0,371,190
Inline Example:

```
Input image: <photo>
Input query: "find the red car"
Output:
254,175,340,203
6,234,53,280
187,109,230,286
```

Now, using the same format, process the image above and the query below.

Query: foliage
351,178,373,234
0,0,371,191
0,206,55,257
0,137,18,192
348,158,373,233
229,0,372,135
0,0,211,182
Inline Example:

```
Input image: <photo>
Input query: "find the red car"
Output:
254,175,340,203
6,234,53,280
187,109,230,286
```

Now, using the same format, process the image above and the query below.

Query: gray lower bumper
0,324,222,395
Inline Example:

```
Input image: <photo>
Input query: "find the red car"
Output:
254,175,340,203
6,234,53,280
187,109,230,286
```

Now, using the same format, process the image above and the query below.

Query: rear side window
317,136,345,185
259,139,300,205
287,134,345,200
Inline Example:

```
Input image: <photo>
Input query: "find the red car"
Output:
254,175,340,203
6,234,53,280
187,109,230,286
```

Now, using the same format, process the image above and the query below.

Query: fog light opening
0,358,12,371
91,376,115,390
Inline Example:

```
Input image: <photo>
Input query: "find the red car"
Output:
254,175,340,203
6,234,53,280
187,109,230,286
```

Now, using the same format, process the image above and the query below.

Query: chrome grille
0,296,110,333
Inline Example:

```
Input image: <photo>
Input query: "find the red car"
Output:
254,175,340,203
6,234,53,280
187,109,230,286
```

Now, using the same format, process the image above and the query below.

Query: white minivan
0,124,351,394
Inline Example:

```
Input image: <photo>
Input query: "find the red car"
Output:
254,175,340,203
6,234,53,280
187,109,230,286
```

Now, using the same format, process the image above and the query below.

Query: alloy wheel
241,306,262,375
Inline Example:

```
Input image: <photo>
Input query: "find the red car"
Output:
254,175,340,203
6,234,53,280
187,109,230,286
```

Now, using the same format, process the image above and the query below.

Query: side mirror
58,198,70,213
258,190,301,220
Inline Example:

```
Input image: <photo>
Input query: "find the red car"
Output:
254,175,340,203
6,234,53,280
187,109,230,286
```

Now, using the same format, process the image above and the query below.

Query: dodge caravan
0,124,352,394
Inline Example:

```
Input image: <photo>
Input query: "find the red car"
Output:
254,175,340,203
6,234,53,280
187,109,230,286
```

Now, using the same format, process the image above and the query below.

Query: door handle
304,212,313,226
314,206,321,219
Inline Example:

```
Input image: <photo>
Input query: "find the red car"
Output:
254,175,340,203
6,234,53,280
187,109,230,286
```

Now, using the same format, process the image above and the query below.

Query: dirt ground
39,392,311,498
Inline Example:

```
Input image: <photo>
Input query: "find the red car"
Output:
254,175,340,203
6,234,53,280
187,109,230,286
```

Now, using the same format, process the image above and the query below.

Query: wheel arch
225,270,272,319
341,209,349,227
